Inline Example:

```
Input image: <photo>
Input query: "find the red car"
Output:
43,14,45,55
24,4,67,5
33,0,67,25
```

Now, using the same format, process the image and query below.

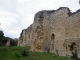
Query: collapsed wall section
18,24,32,46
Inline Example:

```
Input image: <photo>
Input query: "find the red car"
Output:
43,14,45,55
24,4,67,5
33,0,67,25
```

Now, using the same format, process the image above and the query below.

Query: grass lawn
0,46,76,60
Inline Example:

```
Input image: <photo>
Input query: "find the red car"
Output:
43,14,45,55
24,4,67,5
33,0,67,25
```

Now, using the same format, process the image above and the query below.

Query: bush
71,49,78,60
21,49,28,56
15,53,21,58
0,30,4,46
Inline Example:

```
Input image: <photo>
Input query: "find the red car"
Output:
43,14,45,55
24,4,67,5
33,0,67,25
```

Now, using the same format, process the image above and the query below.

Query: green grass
0,46,75,60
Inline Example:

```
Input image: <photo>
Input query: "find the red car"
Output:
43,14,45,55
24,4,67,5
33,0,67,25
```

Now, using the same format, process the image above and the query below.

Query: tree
4,37,17,46
0,30,4,46
13,38,18,46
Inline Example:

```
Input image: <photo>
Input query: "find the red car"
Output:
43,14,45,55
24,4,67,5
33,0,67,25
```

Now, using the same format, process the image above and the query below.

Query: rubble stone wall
18,7,80,58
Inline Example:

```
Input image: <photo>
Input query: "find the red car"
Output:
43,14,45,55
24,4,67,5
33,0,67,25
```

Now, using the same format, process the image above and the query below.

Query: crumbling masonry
18,7,80,58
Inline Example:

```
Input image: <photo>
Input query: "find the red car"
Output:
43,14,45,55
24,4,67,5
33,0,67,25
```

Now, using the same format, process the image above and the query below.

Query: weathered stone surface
18,24,32,46
18,7,80,58
6,40,10,46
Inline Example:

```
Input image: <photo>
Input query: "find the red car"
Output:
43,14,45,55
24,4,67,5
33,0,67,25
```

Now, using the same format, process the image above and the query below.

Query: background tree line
0,30,18,46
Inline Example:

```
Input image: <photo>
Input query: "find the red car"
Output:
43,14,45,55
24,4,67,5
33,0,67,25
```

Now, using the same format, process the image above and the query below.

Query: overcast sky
0,0,80,38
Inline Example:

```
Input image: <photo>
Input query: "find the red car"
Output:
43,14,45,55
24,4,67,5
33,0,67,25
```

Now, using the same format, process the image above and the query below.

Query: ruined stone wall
31,7,69,52
64,38,80,58
31,11,51,52
6,40,10,46
18,7,80,58
31,7,80,58
18,24,32,46
50,8,80,57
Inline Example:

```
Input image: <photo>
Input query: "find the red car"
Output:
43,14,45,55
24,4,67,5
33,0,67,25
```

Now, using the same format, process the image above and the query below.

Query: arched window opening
51,33,55,42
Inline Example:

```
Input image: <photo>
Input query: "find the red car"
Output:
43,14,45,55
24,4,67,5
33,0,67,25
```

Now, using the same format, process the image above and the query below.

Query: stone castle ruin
2,38,10,46
18,7,80,58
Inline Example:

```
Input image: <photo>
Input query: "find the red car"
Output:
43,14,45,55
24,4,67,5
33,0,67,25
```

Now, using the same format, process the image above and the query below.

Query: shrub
71,49,78,60
21,49,28,56
15,53,20,58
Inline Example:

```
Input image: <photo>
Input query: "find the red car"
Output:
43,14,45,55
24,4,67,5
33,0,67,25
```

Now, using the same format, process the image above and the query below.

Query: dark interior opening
51,33,55,41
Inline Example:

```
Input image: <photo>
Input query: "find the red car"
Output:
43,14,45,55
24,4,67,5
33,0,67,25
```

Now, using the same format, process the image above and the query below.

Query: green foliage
69,42,79,60
0,30,4,36
71,49,78,60
21,49,28,56
10,39,16,46
4,37,17,46
0,30,4,46
69,42,76,51
15,53,21,58
0,46,75,60
13,38,18,46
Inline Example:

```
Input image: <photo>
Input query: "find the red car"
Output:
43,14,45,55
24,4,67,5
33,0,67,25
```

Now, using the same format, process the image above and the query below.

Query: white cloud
63,0,80,12
0,0,80,38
